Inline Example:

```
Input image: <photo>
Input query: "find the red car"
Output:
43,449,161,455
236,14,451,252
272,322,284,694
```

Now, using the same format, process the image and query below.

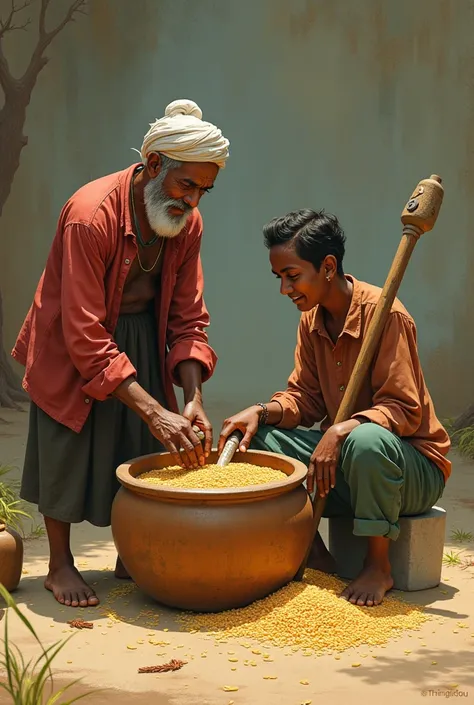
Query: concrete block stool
328,506,446,591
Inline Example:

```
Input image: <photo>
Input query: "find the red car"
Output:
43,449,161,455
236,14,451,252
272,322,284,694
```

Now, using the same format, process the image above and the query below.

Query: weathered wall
1,0,473,427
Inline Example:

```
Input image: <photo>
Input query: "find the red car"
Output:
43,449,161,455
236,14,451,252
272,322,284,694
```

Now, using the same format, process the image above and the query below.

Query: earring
326,275,331,282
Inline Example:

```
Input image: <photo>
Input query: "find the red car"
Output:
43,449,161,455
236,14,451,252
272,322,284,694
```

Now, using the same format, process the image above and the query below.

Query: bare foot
45,564,99,608
307,532,337,574
340,565,394,606
114,556,131,580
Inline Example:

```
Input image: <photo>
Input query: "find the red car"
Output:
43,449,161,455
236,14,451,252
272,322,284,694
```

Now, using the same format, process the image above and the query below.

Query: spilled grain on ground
177,569,429,653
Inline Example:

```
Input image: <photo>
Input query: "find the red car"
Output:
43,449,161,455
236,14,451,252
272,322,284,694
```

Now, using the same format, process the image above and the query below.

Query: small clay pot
111,449,312,612
0,524,23,592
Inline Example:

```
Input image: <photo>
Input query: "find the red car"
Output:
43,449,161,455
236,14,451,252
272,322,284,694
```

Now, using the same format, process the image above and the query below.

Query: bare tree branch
0,0,32,96
0,0,87,409
0,0,86,93
0,0,32,40
38,0,51,36
37,0,86,51
21,0,86,86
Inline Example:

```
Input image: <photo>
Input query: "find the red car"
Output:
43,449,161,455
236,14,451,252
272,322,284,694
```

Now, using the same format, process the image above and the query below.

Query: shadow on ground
338,648,474,689
14,567,470,643
395,582,469,620
14,570,199,634
0,684,176,705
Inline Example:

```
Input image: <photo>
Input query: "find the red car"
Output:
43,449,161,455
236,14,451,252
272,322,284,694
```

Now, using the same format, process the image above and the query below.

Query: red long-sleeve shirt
12,163,217,433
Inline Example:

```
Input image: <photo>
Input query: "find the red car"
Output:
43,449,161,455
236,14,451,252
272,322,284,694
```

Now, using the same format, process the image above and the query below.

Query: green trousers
250,423,445,541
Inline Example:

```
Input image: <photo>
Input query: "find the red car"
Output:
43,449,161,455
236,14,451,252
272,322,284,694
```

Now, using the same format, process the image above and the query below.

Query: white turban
138,99,230,169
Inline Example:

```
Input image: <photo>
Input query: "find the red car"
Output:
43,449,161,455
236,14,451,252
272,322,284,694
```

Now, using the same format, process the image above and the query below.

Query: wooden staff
294,174,445,581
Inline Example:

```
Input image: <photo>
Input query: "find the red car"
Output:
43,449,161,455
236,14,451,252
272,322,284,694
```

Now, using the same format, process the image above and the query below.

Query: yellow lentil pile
177,569,429,653
139,462,285,489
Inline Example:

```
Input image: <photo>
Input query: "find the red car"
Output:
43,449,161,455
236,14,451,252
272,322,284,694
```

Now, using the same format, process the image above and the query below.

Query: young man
13,99,230,608
218,208,450,607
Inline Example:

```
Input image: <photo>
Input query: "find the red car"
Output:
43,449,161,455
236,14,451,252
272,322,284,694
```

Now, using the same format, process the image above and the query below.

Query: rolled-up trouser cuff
353,518,400,541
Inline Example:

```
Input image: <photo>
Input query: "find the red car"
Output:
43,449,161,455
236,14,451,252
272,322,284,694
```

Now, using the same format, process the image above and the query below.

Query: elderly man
12,99,229,608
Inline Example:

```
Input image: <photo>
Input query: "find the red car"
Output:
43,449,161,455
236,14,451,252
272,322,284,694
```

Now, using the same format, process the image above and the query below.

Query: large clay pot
111,449,312,612
0,524,23,592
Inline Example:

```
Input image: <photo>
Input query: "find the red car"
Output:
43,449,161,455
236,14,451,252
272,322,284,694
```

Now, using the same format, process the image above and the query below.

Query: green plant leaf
2,600,15,694
54,688,104,704
30,637,77,703
0,465,17,483
46,679,105,704
0,585,42,642
449,425,474,460
0,584,99,702
0,467,32,531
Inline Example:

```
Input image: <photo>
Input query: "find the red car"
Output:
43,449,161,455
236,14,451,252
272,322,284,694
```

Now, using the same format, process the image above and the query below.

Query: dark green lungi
250,424,445,541
20,310,166,527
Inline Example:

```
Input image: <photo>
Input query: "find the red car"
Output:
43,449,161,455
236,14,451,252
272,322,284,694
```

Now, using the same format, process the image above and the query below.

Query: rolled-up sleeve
271,314,326,429
165,217,217,385
352,312,423,435
61,223,136,400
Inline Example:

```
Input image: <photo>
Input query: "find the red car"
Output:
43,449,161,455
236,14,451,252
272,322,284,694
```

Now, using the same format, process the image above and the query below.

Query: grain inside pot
138,463,285,489
177,569,429,653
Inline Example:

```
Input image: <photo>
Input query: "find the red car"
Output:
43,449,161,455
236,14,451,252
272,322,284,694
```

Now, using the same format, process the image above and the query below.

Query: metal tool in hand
217,430,244,467
293,174,445,582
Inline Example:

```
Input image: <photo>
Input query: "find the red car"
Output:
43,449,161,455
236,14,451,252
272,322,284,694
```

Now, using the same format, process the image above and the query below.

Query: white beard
143,177,192,238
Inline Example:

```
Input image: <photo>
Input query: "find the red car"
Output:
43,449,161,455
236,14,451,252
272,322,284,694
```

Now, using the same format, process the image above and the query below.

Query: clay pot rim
116,448,308,502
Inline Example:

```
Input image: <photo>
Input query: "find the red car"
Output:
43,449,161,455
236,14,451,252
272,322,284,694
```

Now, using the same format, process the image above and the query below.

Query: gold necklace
130,169,164,271
136,237,165,273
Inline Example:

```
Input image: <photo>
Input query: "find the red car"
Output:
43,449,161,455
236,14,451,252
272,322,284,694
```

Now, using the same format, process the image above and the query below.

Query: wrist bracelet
256,402,269,426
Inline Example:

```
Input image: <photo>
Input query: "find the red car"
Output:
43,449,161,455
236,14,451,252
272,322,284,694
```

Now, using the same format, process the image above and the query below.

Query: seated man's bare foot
340,564,394,606
114,556,131,579
45,564,99,608
306,532,337,574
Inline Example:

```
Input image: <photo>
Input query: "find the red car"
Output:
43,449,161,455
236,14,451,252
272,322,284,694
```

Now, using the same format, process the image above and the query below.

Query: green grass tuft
450,528,474,543
0,584,100,704
0,465,32,534
442,550,464,566
448,425,474,461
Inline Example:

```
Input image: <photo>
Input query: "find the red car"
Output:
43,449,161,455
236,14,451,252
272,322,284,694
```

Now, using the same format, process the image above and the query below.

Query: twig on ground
138,659,187,674
67,618,94,630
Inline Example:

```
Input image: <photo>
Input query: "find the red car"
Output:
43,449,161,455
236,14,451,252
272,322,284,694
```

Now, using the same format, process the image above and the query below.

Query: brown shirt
271,276,451,481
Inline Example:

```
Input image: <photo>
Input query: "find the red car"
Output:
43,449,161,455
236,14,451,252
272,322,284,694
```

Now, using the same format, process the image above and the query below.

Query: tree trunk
0,91,30,218
0,95,30,409
0,288,28,409
0,0,87,411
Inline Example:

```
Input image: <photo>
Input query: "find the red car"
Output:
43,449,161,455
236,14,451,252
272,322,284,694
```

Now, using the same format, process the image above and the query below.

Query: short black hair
263,209,346,275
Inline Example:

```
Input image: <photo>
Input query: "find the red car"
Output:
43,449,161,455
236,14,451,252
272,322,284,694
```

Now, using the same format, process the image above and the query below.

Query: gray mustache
166,198,193,214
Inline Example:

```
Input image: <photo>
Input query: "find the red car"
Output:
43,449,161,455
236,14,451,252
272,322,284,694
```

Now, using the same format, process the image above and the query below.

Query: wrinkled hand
183,400,213,458
147,409,205,469
307,425,344,496
218,406,261,455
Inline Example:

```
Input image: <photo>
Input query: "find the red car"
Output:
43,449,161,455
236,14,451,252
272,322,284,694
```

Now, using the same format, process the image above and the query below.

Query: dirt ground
1,406,473,705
